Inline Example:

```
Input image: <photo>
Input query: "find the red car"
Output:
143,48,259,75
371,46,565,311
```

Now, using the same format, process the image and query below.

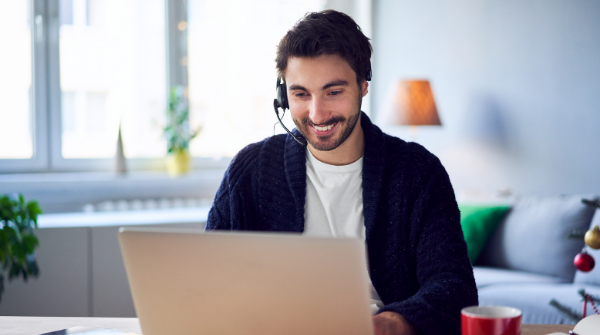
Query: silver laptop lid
119,228,373,335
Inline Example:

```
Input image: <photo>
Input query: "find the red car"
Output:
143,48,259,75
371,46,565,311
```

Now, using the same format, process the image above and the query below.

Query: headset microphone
274,78,307,146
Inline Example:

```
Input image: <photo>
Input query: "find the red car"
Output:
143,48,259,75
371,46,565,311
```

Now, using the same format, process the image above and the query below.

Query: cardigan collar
360,112,387,241
283,128,307,233
283,112,387,237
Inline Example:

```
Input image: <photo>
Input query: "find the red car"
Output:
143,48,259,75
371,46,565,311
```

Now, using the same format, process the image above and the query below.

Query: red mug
461,306,522,335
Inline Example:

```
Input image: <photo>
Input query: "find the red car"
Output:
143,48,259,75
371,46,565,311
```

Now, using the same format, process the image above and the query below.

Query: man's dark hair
275,10,372,84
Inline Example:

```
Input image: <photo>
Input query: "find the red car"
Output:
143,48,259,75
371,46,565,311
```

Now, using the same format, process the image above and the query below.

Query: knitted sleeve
206,141,262,231
379,158,478,335
205,167,232,230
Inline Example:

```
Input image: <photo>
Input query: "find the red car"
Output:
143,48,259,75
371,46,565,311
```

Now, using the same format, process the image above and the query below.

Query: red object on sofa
575,251,595,272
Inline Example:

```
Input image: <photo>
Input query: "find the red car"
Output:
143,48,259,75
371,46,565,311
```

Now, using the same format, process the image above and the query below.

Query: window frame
0,0,50,173
1,0,372,174
0,0,229,174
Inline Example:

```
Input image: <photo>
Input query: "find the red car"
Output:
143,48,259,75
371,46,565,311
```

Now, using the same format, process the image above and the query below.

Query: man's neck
307,119,365,166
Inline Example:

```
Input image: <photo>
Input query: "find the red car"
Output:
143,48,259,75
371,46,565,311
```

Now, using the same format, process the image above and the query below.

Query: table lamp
394,80,441,125
392,80,441,140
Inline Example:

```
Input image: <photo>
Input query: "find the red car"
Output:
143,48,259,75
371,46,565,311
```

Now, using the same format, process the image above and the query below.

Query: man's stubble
292,87,363,152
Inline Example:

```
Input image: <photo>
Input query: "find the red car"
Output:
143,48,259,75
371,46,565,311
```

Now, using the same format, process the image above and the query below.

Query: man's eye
294,93,307,97
329,91,342,96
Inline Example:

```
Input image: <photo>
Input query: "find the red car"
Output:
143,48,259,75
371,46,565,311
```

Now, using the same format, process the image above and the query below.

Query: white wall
372,0,600,196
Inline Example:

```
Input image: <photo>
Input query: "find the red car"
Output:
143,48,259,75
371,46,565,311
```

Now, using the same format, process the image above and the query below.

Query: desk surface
0,317,574,335
0,317,142,335
522,324,573,335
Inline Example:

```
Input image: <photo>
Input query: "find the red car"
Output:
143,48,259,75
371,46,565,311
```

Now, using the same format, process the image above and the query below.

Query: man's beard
292,88,363,151
293,111,360,151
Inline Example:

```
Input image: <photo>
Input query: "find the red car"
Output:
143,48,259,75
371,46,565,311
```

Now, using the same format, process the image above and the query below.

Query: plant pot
166,149,191,176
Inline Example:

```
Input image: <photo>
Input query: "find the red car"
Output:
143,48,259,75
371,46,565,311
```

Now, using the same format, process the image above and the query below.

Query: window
58,0,167,159
1,0,168,173
1,0,361,173
0,1,33,159
187,0,325,158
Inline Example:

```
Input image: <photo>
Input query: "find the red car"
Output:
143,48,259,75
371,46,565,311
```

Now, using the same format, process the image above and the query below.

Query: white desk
0,317,141,335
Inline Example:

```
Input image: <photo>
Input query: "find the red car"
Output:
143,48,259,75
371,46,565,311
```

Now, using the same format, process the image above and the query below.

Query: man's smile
310,122,339,136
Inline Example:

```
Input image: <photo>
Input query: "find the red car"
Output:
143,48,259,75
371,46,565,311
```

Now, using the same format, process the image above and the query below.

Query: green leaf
26,200,42,227
8,262,23,280
164,85,201,153
26,256,39,278
582,198,600,208
21,234,39,254
4,225,18,241
0,193,42,292
549,299,582,322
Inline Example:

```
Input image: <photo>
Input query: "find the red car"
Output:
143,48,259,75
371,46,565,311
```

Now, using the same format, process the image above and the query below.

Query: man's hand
372,311,417,335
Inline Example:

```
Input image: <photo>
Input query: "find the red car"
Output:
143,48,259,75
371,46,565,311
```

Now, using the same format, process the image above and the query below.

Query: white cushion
478,195,596,281
474,266,568,289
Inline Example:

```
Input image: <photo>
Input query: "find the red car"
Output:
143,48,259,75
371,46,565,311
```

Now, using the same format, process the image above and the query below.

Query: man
206,10,477,335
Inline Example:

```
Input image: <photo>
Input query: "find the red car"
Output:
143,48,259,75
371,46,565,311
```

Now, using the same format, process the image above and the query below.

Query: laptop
118,227,374,335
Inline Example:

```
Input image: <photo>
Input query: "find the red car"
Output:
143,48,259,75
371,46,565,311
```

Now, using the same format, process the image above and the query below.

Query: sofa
466,195,600,324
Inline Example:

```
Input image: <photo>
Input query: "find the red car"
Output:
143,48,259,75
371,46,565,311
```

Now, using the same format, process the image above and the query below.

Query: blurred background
0,0,599,319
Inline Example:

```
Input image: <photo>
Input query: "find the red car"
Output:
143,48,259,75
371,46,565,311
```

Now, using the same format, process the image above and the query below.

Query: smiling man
286,55,365,164
206,10,477,335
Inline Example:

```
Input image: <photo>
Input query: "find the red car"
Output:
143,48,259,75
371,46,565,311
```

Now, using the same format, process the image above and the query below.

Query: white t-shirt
303,148,383,312
304,148,365,238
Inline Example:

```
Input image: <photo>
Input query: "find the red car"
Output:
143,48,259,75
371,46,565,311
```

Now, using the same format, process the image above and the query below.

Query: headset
273,78,307,146
273,66,372,147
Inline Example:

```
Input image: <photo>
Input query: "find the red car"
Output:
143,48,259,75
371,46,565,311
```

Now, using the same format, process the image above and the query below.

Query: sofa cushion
473,266,568,289
574,208,600,285
478,283,600,324
477,195,596,281
459,205,510,263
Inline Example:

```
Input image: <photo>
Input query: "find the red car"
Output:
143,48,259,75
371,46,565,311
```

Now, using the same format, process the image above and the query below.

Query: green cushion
458,204,510,263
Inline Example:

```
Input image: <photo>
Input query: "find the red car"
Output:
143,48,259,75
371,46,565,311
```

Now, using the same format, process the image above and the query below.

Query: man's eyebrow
288,84,308,91
288,80,349,92
322,80,349,90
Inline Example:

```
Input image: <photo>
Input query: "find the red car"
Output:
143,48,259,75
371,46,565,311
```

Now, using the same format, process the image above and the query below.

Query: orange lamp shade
394,80,441,126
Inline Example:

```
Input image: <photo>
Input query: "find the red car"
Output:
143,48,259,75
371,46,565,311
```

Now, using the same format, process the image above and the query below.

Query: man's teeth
314,124,335,131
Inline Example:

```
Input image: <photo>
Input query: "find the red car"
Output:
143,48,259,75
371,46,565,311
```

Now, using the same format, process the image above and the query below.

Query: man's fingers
372,312,417,335
372,313,396,335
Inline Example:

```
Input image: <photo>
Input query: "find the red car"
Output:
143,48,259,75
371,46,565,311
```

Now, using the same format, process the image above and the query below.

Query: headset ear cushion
276,82,289,110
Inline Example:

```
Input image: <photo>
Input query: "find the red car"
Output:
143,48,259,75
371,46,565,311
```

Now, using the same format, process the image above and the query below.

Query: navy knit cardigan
206,112,478,335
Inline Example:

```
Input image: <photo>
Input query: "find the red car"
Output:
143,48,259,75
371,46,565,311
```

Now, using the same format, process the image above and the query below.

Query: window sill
0,169,226,214
38,207,210,229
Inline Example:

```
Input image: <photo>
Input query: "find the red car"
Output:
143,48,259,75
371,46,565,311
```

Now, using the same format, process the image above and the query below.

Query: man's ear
361,80,369,97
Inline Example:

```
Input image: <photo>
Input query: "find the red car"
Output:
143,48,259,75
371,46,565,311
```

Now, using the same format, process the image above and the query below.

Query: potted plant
163,86,201,176
0,194,42,302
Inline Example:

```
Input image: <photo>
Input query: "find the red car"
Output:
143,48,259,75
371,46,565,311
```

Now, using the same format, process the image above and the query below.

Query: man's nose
308,96,329,125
